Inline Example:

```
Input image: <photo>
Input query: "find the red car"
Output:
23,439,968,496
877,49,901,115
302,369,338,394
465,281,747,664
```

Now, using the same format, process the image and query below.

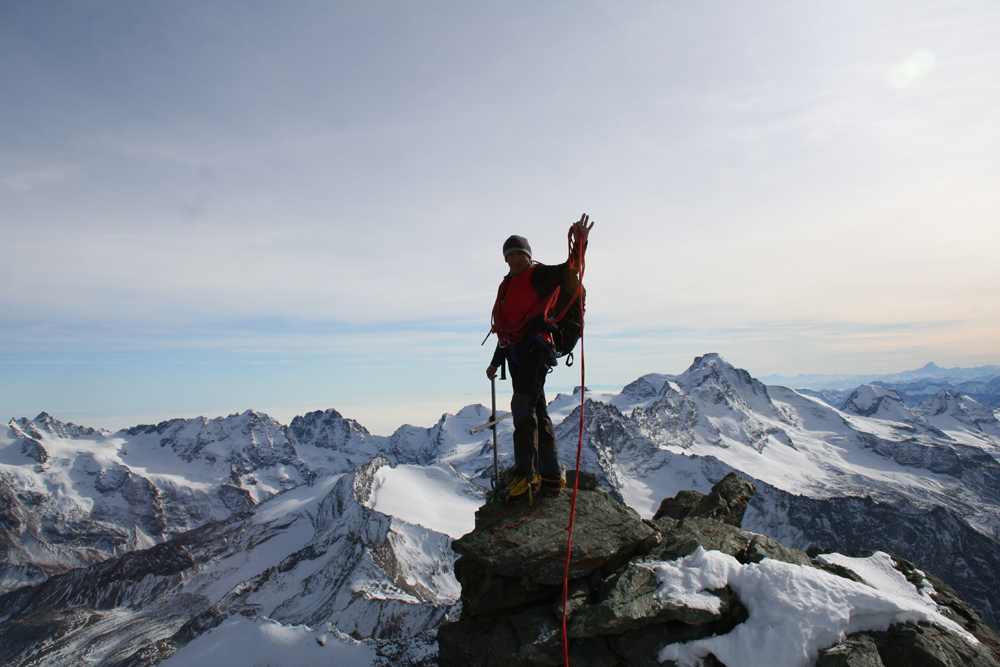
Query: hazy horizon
9,354,997,436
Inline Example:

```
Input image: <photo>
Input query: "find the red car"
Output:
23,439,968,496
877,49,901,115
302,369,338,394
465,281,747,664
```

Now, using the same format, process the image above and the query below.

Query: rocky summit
438,472,1000,667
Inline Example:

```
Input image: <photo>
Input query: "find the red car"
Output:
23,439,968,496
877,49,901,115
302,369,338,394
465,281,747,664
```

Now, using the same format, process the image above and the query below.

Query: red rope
561,223,587,666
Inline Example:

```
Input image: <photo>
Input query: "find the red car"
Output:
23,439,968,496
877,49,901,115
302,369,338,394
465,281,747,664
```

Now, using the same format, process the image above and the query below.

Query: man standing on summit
486,214,593,503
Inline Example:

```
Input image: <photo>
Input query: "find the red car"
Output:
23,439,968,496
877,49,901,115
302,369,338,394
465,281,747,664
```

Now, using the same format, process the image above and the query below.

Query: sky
2,1,998,434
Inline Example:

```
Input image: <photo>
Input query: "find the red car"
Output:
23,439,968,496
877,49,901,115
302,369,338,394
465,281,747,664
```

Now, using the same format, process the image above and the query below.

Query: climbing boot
498,475,541,504
540,472,566,494
540,461,566,495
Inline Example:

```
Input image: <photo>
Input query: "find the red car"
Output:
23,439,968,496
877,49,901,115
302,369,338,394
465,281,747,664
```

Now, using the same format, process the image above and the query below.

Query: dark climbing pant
507,339,559,479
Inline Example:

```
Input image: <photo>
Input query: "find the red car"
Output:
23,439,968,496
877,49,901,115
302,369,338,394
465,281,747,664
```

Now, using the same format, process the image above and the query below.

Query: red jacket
493,264,546,346
488,259,580,367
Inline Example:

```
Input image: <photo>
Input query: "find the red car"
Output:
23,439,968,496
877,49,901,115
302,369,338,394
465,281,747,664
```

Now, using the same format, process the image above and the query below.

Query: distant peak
851,384,902,399
456,404,486,417
921,362,941,370
688,353,726,371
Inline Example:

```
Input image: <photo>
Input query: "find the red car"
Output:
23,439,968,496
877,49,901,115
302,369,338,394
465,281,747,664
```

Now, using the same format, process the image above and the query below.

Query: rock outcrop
438,472,1000,667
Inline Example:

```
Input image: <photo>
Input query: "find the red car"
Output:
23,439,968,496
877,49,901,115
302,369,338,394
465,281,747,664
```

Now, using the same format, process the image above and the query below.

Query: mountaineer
485,214,592,503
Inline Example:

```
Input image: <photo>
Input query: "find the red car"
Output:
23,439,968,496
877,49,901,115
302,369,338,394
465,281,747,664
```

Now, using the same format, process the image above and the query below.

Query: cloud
0,164,80,190
2,0,999,432
887,50,936,89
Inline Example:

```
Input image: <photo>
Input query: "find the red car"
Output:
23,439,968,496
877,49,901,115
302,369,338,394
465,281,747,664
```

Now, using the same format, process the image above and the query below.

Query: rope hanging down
560,221,587,667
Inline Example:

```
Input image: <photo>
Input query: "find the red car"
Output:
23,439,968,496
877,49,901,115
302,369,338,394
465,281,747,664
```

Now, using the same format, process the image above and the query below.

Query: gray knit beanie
503,235,532,259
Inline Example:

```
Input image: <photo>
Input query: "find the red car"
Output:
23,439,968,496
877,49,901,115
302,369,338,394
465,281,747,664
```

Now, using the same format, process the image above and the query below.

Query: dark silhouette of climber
486,214,592,502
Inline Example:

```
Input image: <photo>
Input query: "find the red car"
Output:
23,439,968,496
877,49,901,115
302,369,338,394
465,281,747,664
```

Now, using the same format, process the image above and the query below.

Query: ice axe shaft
491,376,500,488
470,359,508,489
470,410,511,435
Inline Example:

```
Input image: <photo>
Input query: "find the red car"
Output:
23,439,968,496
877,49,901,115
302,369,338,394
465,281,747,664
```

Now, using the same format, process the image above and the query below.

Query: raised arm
571,213,594,245
568,213,593,269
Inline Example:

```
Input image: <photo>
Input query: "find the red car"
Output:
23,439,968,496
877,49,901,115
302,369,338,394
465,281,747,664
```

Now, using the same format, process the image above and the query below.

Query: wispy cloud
2,1,998,434
0,164,80,190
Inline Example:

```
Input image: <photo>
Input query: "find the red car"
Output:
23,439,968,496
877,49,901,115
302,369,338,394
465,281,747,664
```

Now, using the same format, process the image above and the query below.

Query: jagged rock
647,516,750,561
218,483,255,513
552,579,590,619
20,412,97,439
510,606,562,665
652,472,756,527
451,480,657,587
9,418,44,441
288,408,372,452
864,623,1000,667
440,470,1000,667
567,469,602,490
18,438,47,464
817,634,885,667
441,472,761,667
742,533,812,566
651,489,703,522
453,560,559,617
568,560,734,637
437,616,535,667
438,621,534,667
608,607,750,667
816,621,1000,667
906,564,1000,659
567,636,620,667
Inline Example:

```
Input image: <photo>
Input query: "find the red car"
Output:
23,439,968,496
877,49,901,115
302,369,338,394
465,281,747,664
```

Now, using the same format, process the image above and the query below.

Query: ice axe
471,361,507,488
469,407,511,436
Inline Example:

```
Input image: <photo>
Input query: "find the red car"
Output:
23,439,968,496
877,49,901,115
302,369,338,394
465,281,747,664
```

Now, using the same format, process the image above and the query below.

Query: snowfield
159,617,378,667
366,463,480,539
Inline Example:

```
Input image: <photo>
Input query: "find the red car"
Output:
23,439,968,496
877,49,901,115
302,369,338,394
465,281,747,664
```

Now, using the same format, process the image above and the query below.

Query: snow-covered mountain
799,376,1000,412
0,455,466,666
553,355,998,512
773,362,1000,411
0,409,315,593
549,354,1000,629
0,405,490,595
877,375,1000,410
759,361,1000,392
914,389,1000,440
2,353,999,664
878,361,1000,384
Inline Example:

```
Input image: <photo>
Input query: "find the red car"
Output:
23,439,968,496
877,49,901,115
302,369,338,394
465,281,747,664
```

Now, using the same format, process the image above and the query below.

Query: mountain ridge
758,361,1000,391
2,353,1000,664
